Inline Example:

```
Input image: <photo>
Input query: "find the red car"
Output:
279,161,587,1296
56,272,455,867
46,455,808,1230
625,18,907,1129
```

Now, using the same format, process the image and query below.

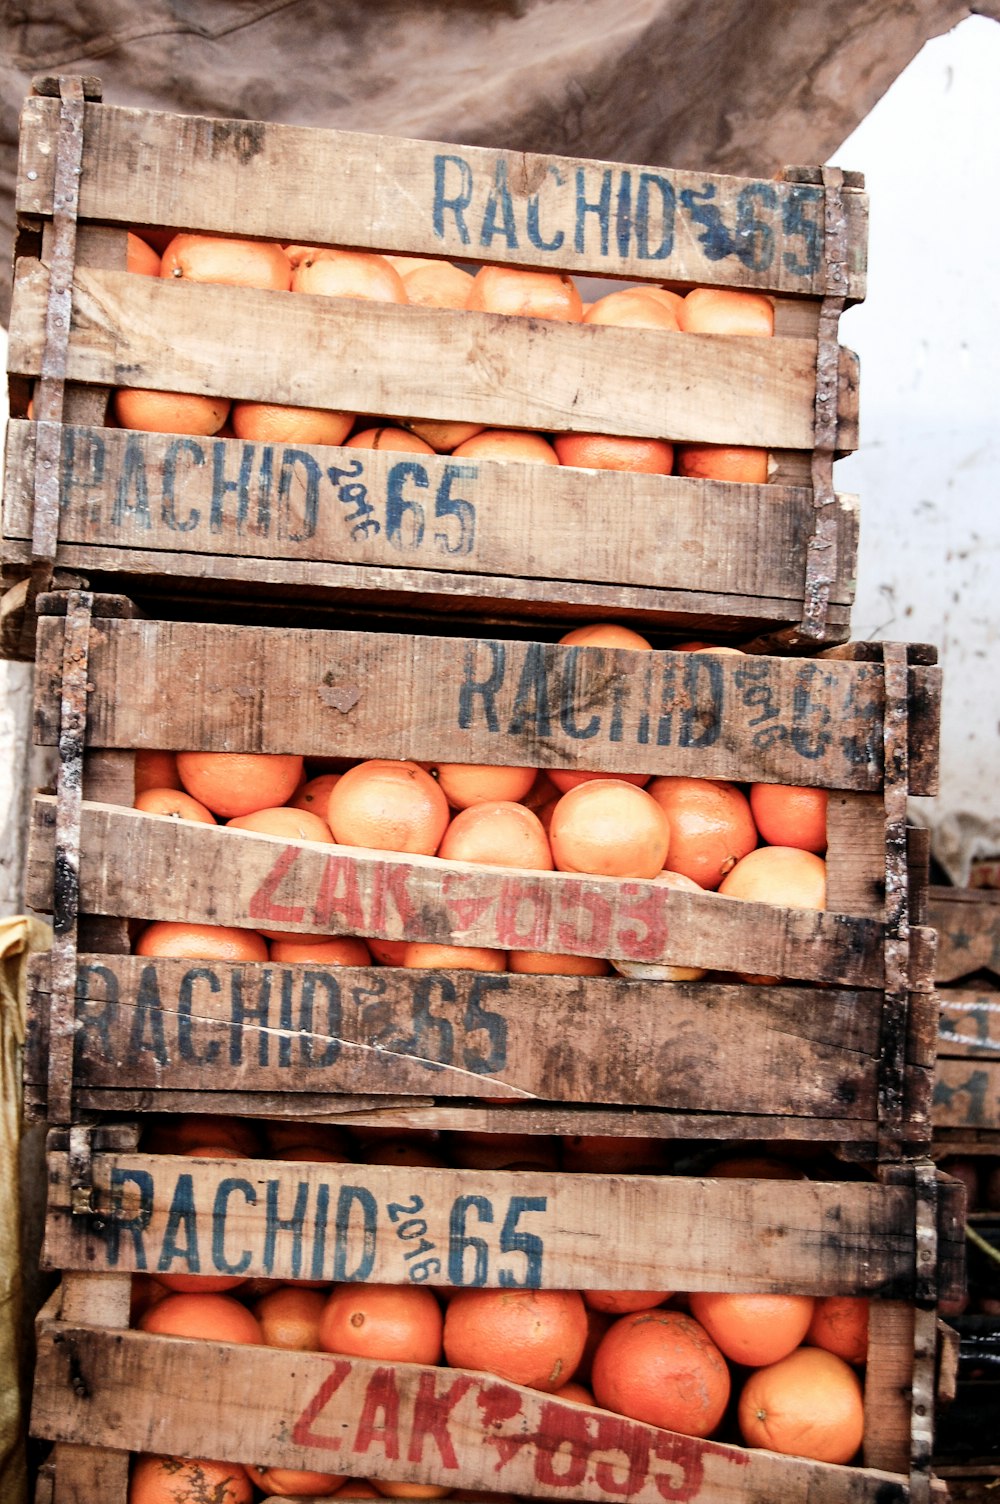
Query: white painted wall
1,16,998,909
831,14,1000,874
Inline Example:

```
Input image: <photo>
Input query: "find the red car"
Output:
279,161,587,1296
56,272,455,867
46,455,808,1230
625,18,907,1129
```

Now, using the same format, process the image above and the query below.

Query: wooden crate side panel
42,1152,932,1298
1,419,859,609
26,800,886,988
32,616,941,797
31,1325,916,1504
23,956,939,1132
8,265,837,452
937,988,1000,1059
16,99,868,298
929,890,1000,983
932,1059,1000,1133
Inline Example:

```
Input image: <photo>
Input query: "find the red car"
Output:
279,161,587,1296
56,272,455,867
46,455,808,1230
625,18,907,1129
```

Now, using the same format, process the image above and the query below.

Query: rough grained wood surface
929,887,1000,983
8,263,850,453
14,98,868,299
26,798,888,987
31,615,942,795
1,420,860,633
22,953,938,1126
40,1148,965,1299
30,1319,938,1503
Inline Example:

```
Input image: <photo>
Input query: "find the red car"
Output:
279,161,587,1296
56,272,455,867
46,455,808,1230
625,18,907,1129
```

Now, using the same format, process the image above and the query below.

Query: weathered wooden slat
23,952,892,1114
41,1149,961,1299
27,799,886,987
31,1324,931,1504
8,263,839,452
932,1059,1000,1133
929,888,1000,984
32,615,941,795
1,419,859,609
936,989,1000,1059
15,98,868,299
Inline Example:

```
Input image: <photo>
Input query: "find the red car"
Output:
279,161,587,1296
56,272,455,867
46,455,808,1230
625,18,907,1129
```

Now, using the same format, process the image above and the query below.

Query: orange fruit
561,1135,667,1174
404,419,485,452
552,1381,596,1406
717,845,826,908
547,768,650,794
177,751,304,819
613,868,707,981
280,1145,352,1165
558,623,652,651
645,777,758,890
450,429,558,465
269,935,372,965
291,248,408,302
549,780,670,878
678,287,774,337
572,1307,615,1383
332,1483,381,1499
708,1154,806,1180
583,289,680,332
806,1296,869,1366
689,1291,815,1367
365,1138,450,1169
226,806,333,842
161,234,292,290
245,1464,346,1498
554,432,674,474
138,1291,263,1344
127,232,161,276
128,1455,253,1504
367,937,411,966
134,787,217,824
230,402,354,446
583,1290,673,1315
396,257,474,309
265,1121,352,1156
467,266,582,322
318,1283,443,1365
253,1286,327,1350
437,801,553,870
290,773,343,815
508,950,609,976
591,1309,730,1437
134,750,182,795
135,922,268,963
675,444,770,484
142,1113,261,1157
433,763,537,810
450,1132,559,1171
371,1476,444,1498
400,943,507,972
737,1346,865,1463
114,389,231,436
631,286,685,315
443,1288,588,1391
346,427,436,454
749,784,828,854
327,759,450,856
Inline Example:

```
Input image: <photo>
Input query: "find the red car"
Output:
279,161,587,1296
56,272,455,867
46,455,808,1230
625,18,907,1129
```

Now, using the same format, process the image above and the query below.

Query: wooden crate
22,591,940,1154
3,78,865,647
929,887,1000,1149
29,1135,962,1504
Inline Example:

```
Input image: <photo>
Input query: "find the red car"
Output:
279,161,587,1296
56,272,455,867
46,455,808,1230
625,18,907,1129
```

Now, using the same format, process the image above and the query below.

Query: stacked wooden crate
4,75,962,1504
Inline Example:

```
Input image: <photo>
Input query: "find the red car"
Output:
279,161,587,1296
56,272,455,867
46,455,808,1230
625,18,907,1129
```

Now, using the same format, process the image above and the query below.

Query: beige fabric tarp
1,0,997,325
0,916,50,1504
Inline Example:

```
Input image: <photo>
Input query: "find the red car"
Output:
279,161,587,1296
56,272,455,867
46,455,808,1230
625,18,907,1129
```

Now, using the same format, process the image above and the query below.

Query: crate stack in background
3,75,964,1504
928,885,1000,1493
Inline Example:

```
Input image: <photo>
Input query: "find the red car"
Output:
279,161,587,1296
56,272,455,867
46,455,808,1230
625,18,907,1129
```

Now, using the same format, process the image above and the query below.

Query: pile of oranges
115,228,777,487
126,1118,870,1502
132,621,827,979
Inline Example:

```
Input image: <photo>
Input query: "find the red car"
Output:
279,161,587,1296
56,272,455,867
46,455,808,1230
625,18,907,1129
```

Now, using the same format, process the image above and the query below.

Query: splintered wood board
28,798,891,988
31,615,941,795
31,1321,939,1503
22,952,938,1131
16,98,868,299
1,420,860,633
8,264,852,453
41,1146,965,1300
